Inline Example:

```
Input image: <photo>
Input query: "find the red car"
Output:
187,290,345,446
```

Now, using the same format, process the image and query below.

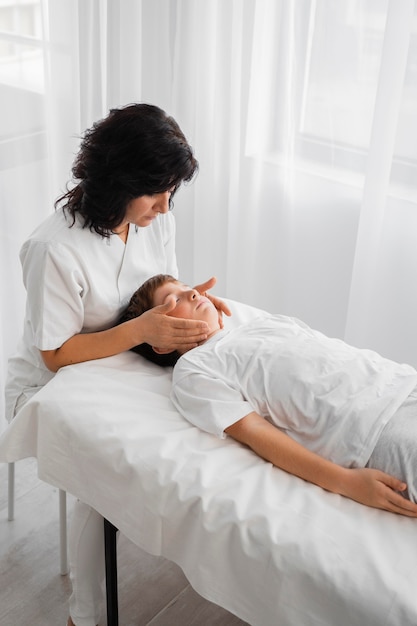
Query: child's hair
119,274,181,367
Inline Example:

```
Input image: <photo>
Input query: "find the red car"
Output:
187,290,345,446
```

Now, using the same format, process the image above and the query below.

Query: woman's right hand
41,298,209,372
129,298,209,352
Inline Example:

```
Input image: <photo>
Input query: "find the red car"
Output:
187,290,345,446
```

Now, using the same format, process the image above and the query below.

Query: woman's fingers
194,276,217,293
194,277,232,322
208,293,232,318
138,306,208,350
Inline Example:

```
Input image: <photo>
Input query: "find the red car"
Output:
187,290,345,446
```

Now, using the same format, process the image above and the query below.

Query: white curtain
2,0,417,426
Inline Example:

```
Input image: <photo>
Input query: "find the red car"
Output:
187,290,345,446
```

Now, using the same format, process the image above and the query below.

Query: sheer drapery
2,0,417,426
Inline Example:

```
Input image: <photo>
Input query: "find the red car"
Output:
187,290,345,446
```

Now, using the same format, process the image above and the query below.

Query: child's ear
152,346,174,355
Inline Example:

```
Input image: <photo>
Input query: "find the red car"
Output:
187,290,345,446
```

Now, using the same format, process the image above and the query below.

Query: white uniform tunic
171,314,417,468
6,207,178,421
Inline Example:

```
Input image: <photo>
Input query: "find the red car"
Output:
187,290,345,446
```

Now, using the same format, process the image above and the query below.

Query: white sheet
1,300,417,626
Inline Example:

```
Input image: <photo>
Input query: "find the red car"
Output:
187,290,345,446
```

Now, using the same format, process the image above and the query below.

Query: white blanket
1,300,417,626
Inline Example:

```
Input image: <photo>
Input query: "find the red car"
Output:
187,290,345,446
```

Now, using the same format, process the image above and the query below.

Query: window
246,0,417,199
0,0,46,168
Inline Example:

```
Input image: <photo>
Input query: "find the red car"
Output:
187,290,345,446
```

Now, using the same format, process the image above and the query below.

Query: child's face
153,280,221,332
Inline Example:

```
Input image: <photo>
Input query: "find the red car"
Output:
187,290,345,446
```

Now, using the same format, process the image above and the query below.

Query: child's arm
226,412,417,517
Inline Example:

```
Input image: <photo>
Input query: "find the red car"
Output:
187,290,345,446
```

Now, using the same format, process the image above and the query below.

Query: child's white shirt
171,314,417,468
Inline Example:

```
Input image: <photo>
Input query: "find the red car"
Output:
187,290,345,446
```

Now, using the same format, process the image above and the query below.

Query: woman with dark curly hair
5,103,230,626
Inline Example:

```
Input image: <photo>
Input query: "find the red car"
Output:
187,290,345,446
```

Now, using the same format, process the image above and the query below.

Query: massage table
1,300,417,626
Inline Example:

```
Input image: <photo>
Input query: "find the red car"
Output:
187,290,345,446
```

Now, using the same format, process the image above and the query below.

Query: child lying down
120,274,417,517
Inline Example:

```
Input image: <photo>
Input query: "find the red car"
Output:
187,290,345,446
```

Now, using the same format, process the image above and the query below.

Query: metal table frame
104,519,119,626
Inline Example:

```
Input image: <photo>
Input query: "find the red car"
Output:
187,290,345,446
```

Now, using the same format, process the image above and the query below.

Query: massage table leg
104,518,119,626
59,489,68,575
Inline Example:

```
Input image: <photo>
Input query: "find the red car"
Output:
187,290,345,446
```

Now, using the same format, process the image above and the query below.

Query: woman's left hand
194,276,232,328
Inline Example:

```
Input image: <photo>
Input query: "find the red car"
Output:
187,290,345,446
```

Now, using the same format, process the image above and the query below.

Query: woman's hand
339,467,417,517
193,276,232,329
41,298,209,372
130,298,209,352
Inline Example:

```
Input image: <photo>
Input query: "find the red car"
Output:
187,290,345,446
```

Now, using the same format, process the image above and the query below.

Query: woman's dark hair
55,103,198,237
119,274,180,367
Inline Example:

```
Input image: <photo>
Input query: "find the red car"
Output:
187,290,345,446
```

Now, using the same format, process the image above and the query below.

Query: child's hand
341,467,417,517
193,276,232,328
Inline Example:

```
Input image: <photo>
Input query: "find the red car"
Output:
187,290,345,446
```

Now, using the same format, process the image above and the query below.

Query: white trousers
68,500,105,626
15,398,106,626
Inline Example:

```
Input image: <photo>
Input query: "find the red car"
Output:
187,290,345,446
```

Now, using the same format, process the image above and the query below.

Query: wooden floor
0,459,249,626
